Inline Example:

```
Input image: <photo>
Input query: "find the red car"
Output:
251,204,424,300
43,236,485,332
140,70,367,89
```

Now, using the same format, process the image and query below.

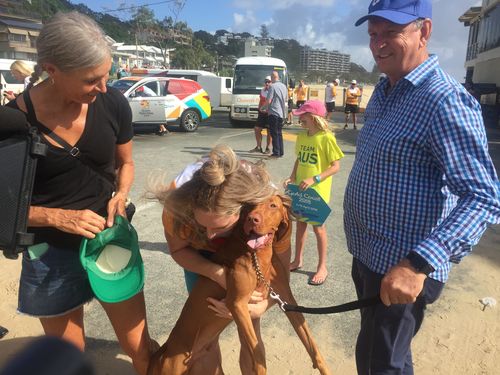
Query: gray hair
30,11,110,86
414,18,426,29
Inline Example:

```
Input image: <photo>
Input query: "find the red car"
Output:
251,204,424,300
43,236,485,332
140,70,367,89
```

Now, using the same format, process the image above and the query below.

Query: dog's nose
247,213,262,225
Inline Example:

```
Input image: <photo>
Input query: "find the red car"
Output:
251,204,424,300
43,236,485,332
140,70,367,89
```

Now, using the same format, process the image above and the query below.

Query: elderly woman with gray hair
6,11,156,374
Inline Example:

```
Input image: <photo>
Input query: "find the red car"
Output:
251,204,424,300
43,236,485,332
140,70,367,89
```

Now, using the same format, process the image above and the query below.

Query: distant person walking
325,78,339,122
116,64,129,79
344,79,362,129
294,80,308,108
284,100,344,286
249,75,272,154
266,71,288,159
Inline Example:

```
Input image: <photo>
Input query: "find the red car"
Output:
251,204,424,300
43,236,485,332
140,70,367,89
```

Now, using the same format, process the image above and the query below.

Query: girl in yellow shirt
284,100,344,285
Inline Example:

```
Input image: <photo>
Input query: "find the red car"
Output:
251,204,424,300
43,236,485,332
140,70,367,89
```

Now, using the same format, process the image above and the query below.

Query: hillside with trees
7,0,378,83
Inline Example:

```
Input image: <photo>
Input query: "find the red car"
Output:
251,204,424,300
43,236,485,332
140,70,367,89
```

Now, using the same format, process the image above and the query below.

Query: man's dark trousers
268,114,284,156
351,258,444,375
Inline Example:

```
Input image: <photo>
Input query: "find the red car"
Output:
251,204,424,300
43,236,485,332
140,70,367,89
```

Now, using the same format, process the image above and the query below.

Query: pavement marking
261,129,297,142
283,132,297,142
219,130,254,139
220,124,342,144
489,141,500,145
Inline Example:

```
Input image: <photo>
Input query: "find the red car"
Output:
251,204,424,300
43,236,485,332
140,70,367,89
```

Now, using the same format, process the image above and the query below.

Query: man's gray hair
414,18,427,29
36,11,111,72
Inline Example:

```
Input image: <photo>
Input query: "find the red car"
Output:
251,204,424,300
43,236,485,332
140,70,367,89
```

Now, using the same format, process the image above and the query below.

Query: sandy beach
1,221,498,374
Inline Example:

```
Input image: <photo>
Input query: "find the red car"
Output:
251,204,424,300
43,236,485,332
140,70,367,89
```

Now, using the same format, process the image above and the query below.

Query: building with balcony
137,27,192,46
0,13,42,61
244,39,273,57
459,0,500,103
300,46,350,75
113,43,171,69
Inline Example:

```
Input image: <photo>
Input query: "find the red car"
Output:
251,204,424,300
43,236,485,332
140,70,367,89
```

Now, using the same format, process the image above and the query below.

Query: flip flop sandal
308,275,327,286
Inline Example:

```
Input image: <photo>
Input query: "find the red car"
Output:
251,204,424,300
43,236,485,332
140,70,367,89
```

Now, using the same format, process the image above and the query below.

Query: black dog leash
250,253,382,315
270,292,381,314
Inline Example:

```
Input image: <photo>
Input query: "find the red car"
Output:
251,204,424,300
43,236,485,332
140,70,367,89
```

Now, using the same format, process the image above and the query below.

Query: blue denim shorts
184,250,213,293
18,243,95,317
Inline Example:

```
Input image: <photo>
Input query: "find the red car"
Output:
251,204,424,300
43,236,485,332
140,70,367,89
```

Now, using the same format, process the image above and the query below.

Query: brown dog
149,195,331,375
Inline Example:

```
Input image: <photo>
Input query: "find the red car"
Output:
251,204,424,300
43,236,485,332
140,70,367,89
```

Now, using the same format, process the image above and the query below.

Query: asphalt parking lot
5,108,496,374
83,109,499,374
80,109,364,371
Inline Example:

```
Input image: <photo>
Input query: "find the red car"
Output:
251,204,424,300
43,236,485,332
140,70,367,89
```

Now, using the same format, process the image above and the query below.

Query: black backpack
0,105,47,259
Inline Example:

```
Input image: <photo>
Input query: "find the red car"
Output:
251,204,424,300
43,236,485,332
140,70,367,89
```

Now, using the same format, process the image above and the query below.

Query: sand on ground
1,223,499,374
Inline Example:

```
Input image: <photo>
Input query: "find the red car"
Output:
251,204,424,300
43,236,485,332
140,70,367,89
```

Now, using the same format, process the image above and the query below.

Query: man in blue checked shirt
345,1,500,374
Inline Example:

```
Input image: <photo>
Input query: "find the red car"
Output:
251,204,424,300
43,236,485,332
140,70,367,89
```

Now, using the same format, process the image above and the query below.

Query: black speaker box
0,127,46,259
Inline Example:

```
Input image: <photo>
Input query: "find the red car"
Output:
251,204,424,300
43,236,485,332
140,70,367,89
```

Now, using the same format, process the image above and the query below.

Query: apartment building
137,27,192,46
0,13,42,61
113,43,170,69
244,39,273,57
459,0,500,103
300,46,350,74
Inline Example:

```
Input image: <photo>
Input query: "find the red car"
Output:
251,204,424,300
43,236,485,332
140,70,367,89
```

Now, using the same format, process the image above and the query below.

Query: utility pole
135,31,139,68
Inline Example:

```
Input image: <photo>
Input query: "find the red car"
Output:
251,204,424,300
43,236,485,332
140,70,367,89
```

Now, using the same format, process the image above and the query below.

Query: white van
0,59,36,105
230,57,288,126
153,69,232,109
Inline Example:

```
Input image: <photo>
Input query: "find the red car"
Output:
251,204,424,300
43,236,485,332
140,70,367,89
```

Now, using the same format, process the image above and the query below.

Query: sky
80,0,482,81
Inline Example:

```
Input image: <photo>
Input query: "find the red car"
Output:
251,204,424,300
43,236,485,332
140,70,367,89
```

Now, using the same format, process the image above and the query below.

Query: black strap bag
0,105,47,259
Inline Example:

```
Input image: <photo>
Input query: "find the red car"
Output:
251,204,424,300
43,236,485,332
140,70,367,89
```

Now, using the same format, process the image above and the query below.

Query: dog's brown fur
149,195,331,375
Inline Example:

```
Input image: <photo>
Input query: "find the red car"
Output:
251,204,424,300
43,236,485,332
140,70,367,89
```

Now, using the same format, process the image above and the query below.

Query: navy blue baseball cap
355,0,432,26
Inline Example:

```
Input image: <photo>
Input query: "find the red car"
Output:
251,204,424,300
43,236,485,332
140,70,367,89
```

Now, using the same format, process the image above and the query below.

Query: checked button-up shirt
344,55,500,282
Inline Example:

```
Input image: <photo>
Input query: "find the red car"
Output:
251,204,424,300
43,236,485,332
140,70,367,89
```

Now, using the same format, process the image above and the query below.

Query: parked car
111,76,211,132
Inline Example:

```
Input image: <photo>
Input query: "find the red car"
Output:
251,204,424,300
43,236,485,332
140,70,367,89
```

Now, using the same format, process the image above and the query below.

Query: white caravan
230,56,288,126
153,69,232,109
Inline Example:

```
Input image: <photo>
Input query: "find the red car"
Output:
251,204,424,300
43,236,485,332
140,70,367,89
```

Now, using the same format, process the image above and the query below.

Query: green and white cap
79,215,144,303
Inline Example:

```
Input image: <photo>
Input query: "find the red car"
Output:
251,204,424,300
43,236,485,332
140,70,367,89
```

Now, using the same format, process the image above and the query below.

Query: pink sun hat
292,100,326,117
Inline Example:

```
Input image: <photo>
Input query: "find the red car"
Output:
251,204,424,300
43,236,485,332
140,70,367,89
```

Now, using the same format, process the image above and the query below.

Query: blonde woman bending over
154,144,291,374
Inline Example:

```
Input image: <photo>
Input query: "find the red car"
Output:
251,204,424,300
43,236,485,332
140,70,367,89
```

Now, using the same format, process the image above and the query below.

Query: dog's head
243,195,291,252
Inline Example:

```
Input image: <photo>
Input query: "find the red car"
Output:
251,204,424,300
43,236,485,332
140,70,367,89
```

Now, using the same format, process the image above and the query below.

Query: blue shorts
18,244,94,317
183,250,213,293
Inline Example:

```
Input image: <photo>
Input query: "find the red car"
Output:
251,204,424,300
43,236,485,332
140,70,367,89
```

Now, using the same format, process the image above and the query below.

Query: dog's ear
273,195,292,254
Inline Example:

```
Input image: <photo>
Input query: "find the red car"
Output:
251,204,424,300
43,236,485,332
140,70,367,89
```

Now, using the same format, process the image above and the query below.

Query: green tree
171,38,214,70
215,29,229,37
131,6,155,45
260,24,269,39
160,16,174,29
194,30,217,48
272,39,301,75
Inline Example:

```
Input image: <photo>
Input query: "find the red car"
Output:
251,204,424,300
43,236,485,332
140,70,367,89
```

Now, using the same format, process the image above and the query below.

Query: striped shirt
343,55,500,282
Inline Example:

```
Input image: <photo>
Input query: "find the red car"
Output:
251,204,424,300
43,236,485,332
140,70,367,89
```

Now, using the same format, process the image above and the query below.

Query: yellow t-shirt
346,87,361,105
294,130,344,204
294,85,308,101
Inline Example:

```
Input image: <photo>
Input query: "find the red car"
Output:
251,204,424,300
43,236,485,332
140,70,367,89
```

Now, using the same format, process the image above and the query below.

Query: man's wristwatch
405,251,435,276
313,175,321,183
